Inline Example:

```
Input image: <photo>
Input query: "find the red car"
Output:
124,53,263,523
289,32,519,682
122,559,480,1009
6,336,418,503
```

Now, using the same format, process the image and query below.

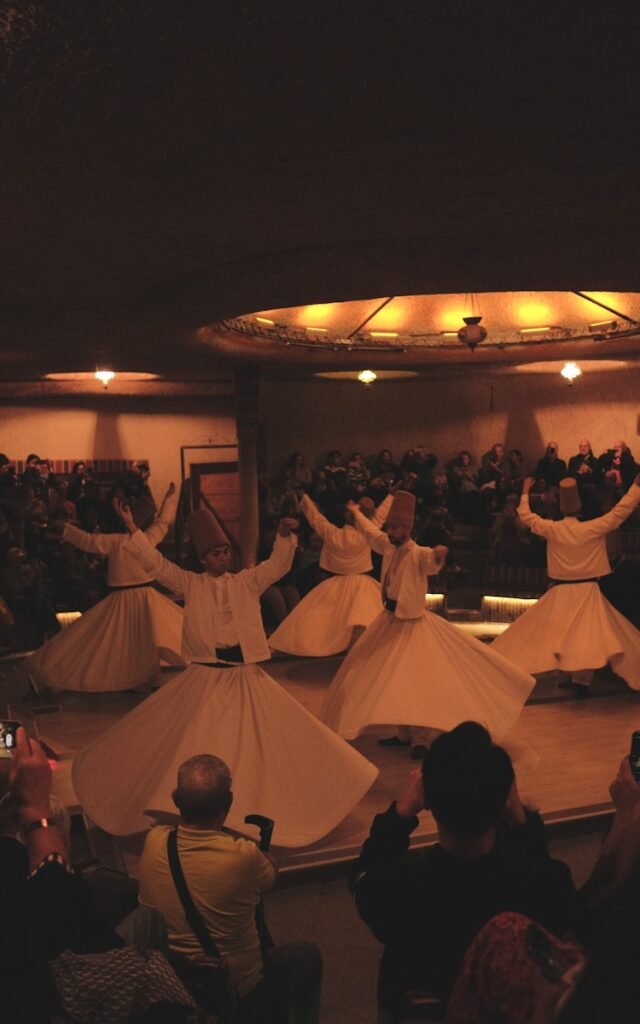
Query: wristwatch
22,817,58,834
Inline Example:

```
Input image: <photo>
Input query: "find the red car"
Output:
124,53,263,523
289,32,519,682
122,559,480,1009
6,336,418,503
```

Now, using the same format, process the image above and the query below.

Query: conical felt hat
387,490,415,529
188,509,228,559
559,477,581,515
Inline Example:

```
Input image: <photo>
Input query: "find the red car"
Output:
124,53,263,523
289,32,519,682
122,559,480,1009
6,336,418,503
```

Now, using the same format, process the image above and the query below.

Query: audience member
375,449,401,488
323,450,348,496
448,451,478,495
599,440,637,492
535,442,567,489
138,753,322,1022
281,452,312,499
508,448,526,493
350,722,575,1022
490,493,531,565
346,451,371,494
568,439,600,483
480,443,513,496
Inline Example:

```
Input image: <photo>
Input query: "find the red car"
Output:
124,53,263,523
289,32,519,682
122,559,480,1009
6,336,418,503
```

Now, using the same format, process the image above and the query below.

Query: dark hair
26,453,40,463
422,722,514,839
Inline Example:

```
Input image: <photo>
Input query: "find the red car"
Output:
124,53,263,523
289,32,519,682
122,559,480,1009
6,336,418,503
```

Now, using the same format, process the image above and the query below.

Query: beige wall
261,366,640,478
0,396,237,503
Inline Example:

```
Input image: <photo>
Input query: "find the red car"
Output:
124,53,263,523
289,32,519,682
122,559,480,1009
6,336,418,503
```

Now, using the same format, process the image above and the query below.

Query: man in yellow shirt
138,753,321,1022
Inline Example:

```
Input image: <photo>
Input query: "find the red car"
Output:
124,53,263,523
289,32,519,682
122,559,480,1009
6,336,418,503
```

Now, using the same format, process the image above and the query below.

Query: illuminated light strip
369,331,399,338
255,316,275,325
589,320,615,327
56,611,82,629
441,331,460,336
305,326,328,332
482,595,538,622
518,326,552,333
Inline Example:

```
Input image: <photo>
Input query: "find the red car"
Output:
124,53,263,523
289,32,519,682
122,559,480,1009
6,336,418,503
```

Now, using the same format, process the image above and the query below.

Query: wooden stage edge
2,651,640,878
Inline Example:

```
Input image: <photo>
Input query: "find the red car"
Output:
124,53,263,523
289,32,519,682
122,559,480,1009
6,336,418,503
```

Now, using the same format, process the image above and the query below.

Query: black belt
384,598,397,612
194,644,244,667
548,577,600,587
109,581,153,592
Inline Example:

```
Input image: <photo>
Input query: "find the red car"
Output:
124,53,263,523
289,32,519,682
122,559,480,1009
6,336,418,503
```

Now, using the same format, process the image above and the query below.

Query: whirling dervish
269,491,392,657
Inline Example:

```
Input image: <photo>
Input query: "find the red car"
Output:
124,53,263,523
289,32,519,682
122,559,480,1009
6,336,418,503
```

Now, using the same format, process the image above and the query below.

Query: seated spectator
490,493,531,565
568,439,600,484
0,454,18,515
405,444,438,500
346,451,371,494
0,545,59,648
480,443,513,492
309,467,335,508
22,452,42,489
507,448,526,493
366,475,392,506
375,449,401,489
67,460,92,503
429,470,450,509
281,452,312,499
535,443,568,490
36,459,57,496
138,753,322,1022
448,451,479,495
350,721,575,1022
599,440,637,492
323,450,348,496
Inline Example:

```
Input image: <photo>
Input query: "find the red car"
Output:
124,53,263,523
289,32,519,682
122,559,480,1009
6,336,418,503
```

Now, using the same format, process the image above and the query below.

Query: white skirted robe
72,529,378,847
269,493,392,657
29,505,185,693
322,509,535,741
491,484,640,686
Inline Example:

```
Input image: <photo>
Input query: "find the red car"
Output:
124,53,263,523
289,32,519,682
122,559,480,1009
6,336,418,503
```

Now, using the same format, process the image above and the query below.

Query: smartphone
526,922,571,983
629,731,640,783
0,719,21,759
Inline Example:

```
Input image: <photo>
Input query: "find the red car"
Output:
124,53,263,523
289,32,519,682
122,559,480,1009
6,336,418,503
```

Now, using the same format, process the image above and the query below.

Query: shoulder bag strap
166,828,222,960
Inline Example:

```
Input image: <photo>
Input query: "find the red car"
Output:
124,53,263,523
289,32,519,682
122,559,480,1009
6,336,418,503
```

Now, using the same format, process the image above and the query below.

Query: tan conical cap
387,490,415,529
188,509,228,559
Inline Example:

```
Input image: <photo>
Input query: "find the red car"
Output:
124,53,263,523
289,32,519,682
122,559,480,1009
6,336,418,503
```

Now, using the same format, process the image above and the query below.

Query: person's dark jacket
350,803,576,1017
535,455,568,488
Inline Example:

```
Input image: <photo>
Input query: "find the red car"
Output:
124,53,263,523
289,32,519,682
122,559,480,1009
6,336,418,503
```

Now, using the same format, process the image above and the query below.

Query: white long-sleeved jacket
518,485,640,580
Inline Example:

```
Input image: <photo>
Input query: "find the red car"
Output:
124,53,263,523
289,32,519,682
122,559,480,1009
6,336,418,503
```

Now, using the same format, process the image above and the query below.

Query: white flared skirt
29,586,185,693
269,574,381,656
490,582,640,688
72,662,378,847
321,609,535,741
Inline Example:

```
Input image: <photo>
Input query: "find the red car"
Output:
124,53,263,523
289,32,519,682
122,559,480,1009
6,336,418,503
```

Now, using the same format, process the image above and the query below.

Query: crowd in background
0,455,154,653
1,440,639,654
257,440,640,623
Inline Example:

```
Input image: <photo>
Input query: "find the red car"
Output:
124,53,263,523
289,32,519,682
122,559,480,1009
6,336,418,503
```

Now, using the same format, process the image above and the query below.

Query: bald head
172,754,233,827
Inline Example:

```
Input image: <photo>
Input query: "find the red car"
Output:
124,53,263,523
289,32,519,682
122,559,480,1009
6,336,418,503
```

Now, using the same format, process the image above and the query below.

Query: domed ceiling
199,291,640,371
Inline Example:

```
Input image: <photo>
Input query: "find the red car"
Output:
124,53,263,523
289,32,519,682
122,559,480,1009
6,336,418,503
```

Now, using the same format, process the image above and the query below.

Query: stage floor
8,649,638,876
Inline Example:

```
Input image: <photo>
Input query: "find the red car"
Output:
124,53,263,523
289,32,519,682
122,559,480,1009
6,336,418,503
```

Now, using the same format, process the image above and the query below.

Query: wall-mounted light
358,369,377,386
95,369,115,389
255,316,275,325
560,361,582,385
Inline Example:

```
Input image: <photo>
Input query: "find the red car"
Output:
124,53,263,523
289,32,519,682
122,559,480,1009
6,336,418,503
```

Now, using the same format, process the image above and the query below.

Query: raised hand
113,496,137,534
